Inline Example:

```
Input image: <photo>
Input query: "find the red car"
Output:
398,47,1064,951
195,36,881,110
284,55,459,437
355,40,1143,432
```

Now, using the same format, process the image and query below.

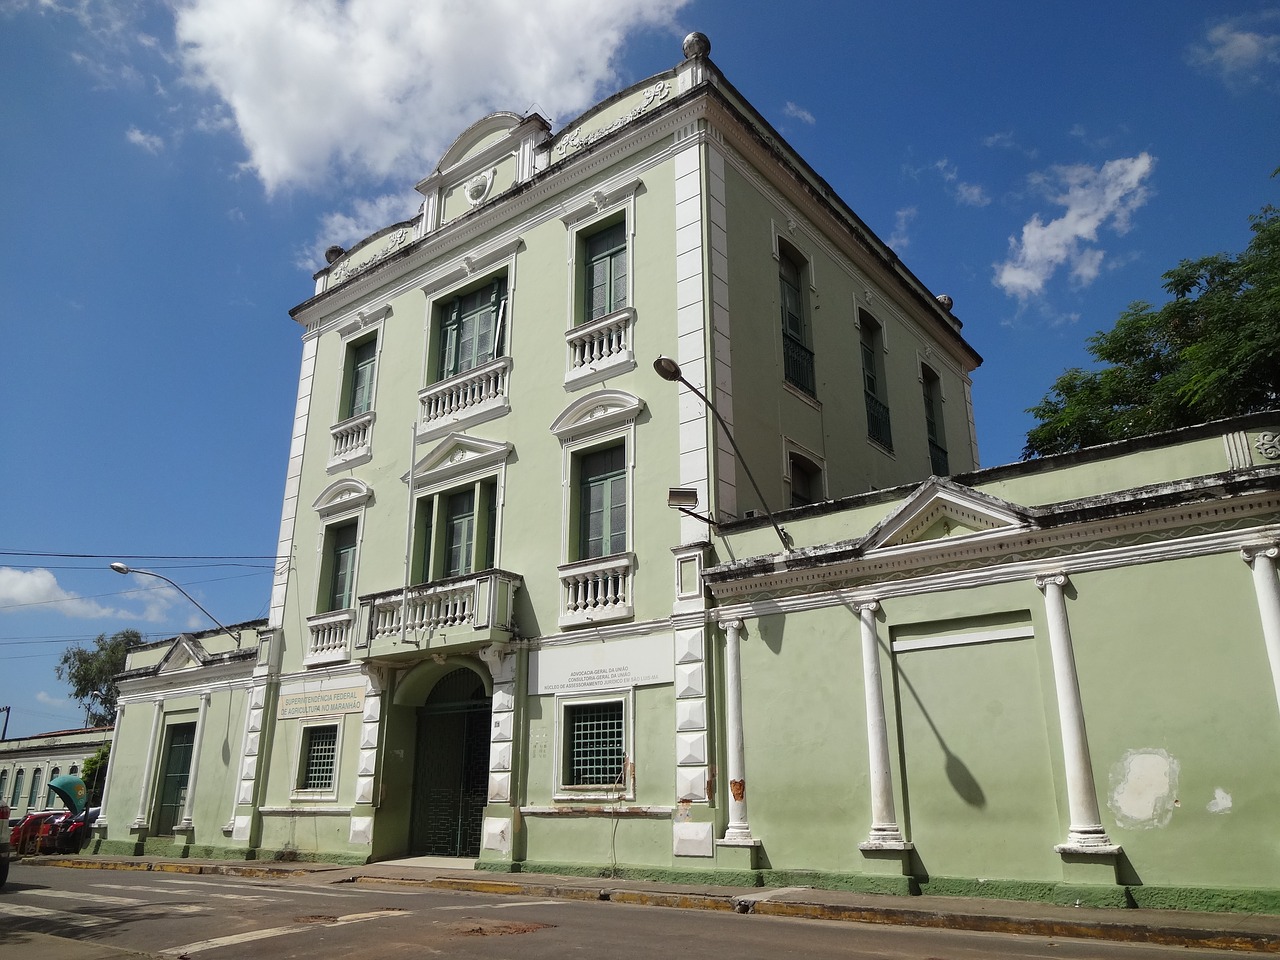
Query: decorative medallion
463,169,496,207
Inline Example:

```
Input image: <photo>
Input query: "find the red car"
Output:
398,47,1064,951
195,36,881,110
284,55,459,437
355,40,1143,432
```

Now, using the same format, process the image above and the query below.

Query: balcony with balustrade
358,569,522,660
564,307,636,390
865,392,893,451
303,609,357,667
328,412,375,472
417,356,512,442
557,552,635,628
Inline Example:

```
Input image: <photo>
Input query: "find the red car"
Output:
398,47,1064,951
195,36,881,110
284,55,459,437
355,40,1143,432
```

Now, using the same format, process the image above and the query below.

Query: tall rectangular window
860,314,893,450
922,365,949,475
323,522,358,612
585,221,627,322
298,725,338,791
29,768,42,807
438,277,507,380
779,249,815,396
414,480,498,583
564,701,625,787
345,338,377,418
11,769,24,807
579,445,627,559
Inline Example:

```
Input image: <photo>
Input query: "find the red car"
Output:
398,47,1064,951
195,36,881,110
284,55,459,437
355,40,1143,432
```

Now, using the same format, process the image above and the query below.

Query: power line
0,550,281,560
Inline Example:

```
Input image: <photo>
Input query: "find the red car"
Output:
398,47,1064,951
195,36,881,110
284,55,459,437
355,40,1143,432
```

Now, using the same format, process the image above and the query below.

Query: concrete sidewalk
13,854,1280,955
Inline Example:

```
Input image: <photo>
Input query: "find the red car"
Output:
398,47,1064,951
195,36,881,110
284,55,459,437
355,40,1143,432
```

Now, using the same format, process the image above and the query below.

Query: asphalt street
0,860,1262,959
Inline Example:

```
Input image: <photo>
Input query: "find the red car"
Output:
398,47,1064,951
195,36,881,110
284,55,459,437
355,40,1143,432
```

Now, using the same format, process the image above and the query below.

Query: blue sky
2,0,1277,739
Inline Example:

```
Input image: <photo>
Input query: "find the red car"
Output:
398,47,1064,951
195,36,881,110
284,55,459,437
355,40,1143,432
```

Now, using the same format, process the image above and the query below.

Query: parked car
46,807,99,854
0,800,9,888
9,810,63,856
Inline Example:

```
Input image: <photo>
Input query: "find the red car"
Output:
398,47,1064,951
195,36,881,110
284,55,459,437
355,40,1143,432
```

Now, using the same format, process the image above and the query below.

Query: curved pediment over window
312,478,374,518
433,113,526,175
549,390,646,442
403,433,513,490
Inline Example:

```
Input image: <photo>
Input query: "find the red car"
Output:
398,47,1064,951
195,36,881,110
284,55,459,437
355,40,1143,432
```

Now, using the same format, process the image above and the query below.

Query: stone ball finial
935,294,954,312
324,244,346,265
683,32,711,59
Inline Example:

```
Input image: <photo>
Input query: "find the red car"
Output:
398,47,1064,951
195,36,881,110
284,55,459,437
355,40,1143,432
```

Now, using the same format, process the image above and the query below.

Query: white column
719,618,753,842
95,704,123,826
1242,543,1280,716
133,698,165,829
1036,573,1116,852
178,692,211,829
855,601,908,848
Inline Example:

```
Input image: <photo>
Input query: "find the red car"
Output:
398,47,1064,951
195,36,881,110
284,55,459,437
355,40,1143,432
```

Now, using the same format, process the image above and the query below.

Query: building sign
530,633,674,695
277,686,365,719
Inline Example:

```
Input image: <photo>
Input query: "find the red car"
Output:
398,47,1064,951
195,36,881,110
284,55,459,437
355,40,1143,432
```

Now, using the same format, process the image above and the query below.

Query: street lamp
109,563,242,647
652,356,792,552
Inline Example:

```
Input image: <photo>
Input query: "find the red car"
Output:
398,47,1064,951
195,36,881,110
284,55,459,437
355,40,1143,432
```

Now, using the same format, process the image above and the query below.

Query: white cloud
783,101,816,125
933,159,989,207
35,691,67,708
993,153,1155,300
172,0,690,194
1190,14,1280,88
0,567,125,619
888,206,917,250
126,125,164,153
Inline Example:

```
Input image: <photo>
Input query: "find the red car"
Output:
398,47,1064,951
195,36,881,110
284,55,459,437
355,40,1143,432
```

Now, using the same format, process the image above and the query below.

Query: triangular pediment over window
860,478,1042,551
550,390,646,442
404,434,513,490
156,634,208,675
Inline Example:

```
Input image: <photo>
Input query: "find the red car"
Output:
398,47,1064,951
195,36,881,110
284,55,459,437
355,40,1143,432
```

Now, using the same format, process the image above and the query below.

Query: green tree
55,629,142,726
1024,195,1280,458
81,744,110,805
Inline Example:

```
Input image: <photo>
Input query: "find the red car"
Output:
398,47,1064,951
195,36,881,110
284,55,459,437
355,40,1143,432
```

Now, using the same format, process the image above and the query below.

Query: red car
9,810,63,856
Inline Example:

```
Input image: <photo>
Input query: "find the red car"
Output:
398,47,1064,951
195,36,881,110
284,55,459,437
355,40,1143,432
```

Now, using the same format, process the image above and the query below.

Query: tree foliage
55,629,142,726
1024,196,1280,458
81,744,110,805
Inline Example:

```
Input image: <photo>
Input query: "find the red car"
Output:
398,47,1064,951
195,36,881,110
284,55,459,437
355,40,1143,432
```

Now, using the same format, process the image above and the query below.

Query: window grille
566,701,624,786
300,725,338,791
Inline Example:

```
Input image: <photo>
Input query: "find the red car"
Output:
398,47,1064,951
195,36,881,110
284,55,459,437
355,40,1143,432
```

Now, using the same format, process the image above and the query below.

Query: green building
92,33,1280,910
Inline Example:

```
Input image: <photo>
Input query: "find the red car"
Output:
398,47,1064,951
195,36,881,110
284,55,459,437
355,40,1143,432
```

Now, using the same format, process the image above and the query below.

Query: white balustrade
328,412,374,469
564,309,635,388
558,553,635,627
304,609,355,666
370,581,476,640
418,356,511,438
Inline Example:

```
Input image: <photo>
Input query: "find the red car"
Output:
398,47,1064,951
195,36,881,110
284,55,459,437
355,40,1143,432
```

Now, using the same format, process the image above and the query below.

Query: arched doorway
409,667,491,857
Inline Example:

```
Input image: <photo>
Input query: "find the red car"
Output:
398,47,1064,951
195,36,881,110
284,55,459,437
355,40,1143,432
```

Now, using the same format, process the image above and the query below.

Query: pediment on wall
861,478,1041,551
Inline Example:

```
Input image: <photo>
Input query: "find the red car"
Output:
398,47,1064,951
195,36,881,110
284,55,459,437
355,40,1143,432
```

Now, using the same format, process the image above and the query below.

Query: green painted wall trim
760,870,915,897
87,838,143,857
1126,885,1280,915
253,847,368,866
479,860,764,888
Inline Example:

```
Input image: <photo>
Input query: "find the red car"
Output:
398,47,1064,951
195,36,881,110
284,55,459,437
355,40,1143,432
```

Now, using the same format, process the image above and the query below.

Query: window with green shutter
324,522,358,612
346,338,377,417
438,277,507,380
579,445,627,559
584,221,627,322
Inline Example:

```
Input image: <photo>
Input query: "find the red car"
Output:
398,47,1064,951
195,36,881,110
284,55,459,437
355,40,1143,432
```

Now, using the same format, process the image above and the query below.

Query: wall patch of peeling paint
1109,748,1179,829
1207,787,1232,814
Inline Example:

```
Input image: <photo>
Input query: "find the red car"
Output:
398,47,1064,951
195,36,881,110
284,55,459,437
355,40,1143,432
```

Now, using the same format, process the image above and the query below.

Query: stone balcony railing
564,307,636,390
417,356,512,441
362,570,522,652
558,552,635,628
304,608,357,666
328,411,375,471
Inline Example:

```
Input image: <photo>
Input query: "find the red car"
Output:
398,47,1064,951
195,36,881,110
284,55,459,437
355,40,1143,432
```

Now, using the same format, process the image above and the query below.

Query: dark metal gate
409,668,491,857
152,723,196,837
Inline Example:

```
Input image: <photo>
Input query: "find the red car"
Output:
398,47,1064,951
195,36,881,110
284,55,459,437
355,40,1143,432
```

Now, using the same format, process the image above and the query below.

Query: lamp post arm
676,374,791,553
112,565,241,646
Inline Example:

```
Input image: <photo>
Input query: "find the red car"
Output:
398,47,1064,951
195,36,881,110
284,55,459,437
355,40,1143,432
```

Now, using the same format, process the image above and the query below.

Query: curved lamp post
109,563,241,647
653,356,791,552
